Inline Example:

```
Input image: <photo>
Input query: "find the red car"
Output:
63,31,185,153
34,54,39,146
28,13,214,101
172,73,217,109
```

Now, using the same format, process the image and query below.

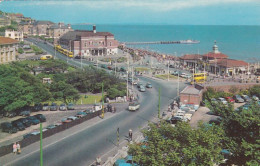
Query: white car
218,98,228,105
180,73,187,78
183,113,193,122
67,116,78,121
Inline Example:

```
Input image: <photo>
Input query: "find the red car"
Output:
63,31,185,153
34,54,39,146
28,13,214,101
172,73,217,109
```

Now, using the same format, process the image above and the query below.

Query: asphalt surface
0,39,187,166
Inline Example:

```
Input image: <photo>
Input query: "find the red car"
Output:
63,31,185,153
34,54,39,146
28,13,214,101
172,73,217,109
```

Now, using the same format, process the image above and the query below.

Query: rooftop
0,37,19,45
179,54,202,60
180,86,202,95
217,59,248,68
49,23,71,29
203,52,228,59
33,20,54,25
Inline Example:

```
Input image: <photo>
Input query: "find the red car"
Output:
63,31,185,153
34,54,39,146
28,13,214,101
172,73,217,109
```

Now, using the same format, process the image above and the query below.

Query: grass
135,67,150,72
75,94,102,105
155,74,178,80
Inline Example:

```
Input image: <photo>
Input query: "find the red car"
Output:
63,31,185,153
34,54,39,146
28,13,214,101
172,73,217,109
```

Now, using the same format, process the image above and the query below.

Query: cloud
3,0,259,11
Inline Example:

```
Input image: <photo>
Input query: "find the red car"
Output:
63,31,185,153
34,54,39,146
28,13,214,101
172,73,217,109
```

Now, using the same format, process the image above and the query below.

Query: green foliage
0,24,17,32
18,48,24,54
248,85,260,97
30,45,43,55
128,122,224,166
203,87,232,101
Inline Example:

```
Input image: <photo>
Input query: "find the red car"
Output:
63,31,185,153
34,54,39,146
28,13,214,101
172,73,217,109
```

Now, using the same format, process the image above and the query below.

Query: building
180,86,203,105
0,15,11,27
32,20,54,36
47,22,72,44
7,13,24,23
179,54,202,69
0,37,19,64
59,25,119,57
5,29,23,42
18,21,33,36
215,59,248,76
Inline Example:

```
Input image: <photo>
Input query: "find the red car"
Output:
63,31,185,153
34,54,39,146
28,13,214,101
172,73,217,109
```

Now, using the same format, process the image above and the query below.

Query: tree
18,48,24,54
248,85,260,97
128,122,224,166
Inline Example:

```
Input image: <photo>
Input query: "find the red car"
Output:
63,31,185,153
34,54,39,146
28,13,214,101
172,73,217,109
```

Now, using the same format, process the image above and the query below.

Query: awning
239,67,246,71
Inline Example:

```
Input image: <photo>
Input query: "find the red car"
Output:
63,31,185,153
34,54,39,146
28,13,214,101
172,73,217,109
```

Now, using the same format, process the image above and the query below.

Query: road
1,39,186,166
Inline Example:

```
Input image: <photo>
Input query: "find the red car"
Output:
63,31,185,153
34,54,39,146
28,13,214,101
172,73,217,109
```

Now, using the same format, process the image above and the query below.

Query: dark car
42,103,50,111
1,122,17,133
11,120,26,131
67,103,75,110
34,114,46,122
4,112,17,118
19,110,31,117
17,118,31,127
50,103,58,111
26,116,40,125
241,95,251,102
33,103,43,112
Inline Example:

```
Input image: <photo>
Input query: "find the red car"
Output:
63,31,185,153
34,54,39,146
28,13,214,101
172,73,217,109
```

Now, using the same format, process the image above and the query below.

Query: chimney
93,25,96,33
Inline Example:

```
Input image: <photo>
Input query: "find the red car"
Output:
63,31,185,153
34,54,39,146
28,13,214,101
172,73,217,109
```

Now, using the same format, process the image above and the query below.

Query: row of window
83,41,113,47
0,52,14,63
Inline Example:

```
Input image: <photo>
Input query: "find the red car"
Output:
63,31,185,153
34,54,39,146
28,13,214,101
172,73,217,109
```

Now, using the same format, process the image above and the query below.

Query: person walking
17,142,21,154
13,142,17,154
96,156,101,166
129,129,133,141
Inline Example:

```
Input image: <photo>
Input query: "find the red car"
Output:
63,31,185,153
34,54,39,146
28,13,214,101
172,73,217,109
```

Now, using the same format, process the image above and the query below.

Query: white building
0,37,19,64
5,29,24,42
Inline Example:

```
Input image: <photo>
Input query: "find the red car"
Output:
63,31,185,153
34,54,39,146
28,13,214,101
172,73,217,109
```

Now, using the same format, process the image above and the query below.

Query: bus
54,45,74,58
40,54,53,60
191,73,207,84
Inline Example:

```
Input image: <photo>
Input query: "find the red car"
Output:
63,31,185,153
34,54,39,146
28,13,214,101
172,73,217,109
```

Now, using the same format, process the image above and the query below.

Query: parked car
225,97,235,103
18,118,31,127
33,103,43,112
241,95,251,102
76,112,87,118
11,120,26,131
218,98,228,105
234,95,244,103
3,112,17,118
1,122,17,133
84,108,95,114
59,103,67,111
42,103,50,111
139,85,146,92
211,98,218,105
252,95,259,101
46,124,57,129
26,116,40,125
34,114,46,122
50,103,58,111
23,131,40,139
146,82,152,88
61,118,72,123
114,155,139,166
67,103,75,110
94,103,102,111
67,116,78,121
19,110,31,117
169,116,183,124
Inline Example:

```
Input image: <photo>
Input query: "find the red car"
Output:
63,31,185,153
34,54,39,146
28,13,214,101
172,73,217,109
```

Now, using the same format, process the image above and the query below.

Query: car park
26,116,40,125
18,118,31,127
233,95,244,103
225,97,235,103
11,120,26,131
50,103,58,111
1,122,17,133
42,103,50,111
76,111,87,118
67,103,75,110
218,98,228,105
33,103,43,112
59,103,67,111
146,82,152,88
34,114,46,122
241,95,251,102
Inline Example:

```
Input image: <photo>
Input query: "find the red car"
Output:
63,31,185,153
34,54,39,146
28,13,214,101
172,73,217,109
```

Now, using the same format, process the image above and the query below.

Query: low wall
204,83,260,93
0,111,101,157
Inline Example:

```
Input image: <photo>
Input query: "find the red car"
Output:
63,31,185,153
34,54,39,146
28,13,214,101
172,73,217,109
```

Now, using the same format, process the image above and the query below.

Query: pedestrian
168,105,171,112
17,142,21,154
13,142,17,154
129,129,133,141
96,156,101,166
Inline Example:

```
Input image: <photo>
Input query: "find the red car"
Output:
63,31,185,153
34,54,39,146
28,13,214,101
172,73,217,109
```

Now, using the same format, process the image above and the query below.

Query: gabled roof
217,59,248,68
179,54,202,60
0,37,19,45
49,24,70,29
180,86,202,95
203,52,228,59
80,31,114,37
33,20,54,25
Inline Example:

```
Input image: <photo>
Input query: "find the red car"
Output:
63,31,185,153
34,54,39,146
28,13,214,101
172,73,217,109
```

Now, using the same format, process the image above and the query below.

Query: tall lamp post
101,83,104,119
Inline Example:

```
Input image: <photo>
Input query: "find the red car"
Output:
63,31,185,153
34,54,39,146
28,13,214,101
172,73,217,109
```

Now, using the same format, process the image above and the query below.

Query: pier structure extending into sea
122,40,199,45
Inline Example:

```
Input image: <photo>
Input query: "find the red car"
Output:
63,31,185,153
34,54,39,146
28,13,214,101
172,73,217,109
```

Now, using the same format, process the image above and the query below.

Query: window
9,34,11,37
110,42,112,46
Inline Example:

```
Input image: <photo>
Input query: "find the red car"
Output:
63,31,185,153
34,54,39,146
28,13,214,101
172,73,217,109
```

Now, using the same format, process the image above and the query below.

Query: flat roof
180,86,201,95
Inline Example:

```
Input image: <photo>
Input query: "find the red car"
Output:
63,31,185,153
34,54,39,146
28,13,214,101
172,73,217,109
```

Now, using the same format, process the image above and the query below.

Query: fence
0,111,101,157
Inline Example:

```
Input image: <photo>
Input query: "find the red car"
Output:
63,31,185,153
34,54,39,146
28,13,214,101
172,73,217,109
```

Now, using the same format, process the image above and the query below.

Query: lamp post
167,60,170,81
101,83,104,119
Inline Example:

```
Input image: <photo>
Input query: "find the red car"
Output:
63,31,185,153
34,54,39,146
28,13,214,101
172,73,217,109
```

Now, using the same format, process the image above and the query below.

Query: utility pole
158,87,161,119
40,123,43,166
54,45,56,60
126,54,129,101
101,83,104,119
132,66,134,90
80,55,82,69
167,60,170,81
177,72,180,97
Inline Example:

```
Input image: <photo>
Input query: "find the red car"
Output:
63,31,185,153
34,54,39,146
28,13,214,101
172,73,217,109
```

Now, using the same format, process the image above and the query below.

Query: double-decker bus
54,45,73,58
191,73,207,84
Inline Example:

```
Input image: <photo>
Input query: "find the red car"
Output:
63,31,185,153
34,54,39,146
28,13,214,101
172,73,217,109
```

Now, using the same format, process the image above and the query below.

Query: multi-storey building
47,22,72,44
32,20,54,36
5,29,23,42
59,26,119,57
0,37,18,64
0,15,11,27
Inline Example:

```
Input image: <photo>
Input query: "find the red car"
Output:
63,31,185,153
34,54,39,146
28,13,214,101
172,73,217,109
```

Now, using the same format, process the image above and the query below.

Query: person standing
96,156,101,166
17,142,21,154
129,129,133,141
13,142,17,154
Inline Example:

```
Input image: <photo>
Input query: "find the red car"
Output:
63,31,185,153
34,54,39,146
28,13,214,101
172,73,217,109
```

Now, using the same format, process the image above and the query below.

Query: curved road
2,40,186,166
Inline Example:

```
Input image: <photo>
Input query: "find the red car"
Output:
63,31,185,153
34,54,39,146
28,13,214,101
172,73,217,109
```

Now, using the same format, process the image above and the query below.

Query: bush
18,48,24,54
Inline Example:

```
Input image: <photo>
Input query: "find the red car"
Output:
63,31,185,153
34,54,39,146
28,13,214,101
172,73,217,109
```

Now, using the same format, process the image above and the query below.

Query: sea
73,25,260,63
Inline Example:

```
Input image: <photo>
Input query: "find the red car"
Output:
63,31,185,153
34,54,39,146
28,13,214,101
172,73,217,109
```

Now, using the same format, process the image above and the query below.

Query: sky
0,0,260,25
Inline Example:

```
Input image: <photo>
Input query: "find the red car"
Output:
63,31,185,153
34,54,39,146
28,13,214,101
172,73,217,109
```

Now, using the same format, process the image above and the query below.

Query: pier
122,40,199,45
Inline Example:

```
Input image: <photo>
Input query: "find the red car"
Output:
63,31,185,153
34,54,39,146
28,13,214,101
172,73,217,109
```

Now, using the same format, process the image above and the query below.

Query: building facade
47,22,72,44
0,15,11,27
32,20,54,36
18,21,33,36
5,29,23,42
59,26,119,57
0,37,18,64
